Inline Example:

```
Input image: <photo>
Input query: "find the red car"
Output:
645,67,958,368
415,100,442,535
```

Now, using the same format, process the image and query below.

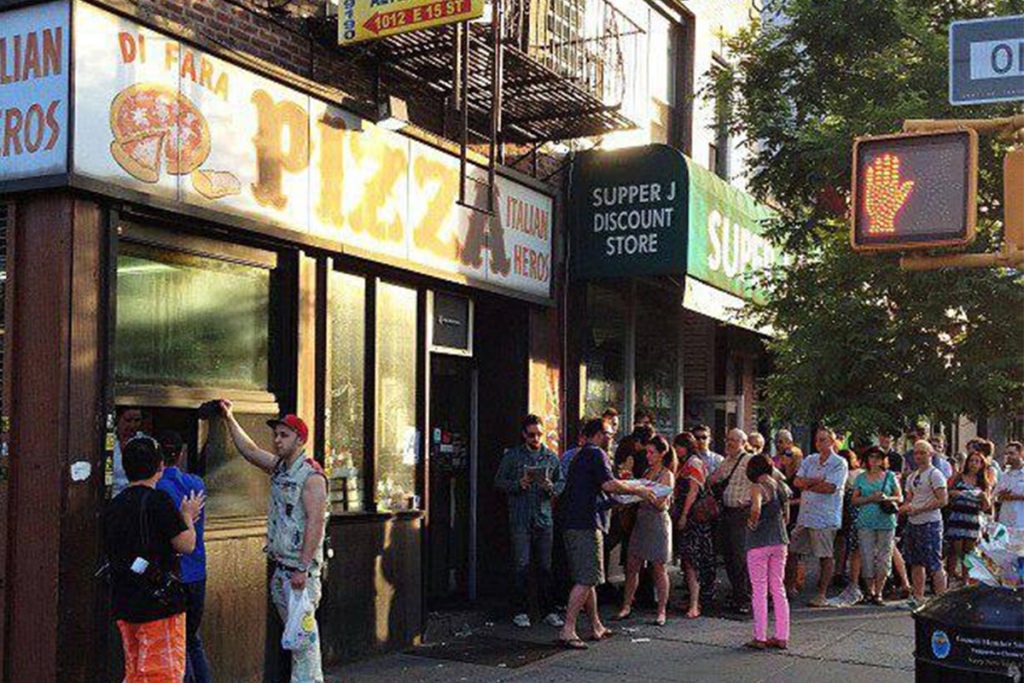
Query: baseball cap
266,414,309,443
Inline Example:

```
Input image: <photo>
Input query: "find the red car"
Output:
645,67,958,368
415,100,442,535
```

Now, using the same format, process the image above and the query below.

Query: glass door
427,353,474,604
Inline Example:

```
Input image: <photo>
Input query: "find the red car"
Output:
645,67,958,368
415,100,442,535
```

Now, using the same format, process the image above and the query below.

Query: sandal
744,640,768,650
589,629,616,641
556,637,589,650
684,610,701,620
652,615,667,627
611,609,632,621
766,638,788,650
807,597,830,608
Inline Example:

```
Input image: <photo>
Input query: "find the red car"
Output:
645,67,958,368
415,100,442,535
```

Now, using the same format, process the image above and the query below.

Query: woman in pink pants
744,455,791,650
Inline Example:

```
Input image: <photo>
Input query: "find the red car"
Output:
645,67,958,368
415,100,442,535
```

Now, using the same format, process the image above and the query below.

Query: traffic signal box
851,129,978,251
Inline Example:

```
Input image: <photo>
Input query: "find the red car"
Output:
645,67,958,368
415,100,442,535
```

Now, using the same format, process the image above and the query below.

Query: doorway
427,354,476,605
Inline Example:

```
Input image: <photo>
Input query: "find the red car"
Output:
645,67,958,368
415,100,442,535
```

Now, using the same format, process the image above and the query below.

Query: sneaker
835,584,863,606
543,612,565,627
513,613,531,628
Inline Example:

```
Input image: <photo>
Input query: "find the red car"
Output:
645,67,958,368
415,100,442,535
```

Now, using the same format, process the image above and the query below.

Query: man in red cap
218,400,328,683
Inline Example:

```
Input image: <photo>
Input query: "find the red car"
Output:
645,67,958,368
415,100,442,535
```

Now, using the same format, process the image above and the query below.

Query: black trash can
913,584,1024,682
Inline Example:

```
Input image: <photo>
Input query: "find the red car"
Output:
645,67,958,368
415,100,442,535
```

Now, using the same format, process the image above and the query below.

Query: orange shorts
117,612,186,683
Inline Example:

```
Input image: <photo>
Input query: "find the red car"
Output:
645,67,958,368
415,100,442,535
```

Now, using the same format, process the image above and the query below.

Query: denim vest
267,453,327,574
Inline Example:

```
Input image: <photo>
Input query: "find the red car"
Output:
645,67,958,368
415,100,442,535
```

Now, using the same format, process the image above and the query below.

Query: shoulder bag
135,488,188,610
710,456,742,506
878,471,898,516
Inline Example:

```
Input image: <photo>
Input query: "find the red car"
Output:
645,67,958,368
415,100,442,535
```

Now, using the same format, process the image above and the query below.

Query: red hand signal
863,154,915,234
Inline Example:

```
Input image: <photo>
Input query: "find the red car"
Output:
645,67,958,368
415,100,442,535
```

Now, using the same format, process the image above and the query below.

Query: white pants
270,567,324,683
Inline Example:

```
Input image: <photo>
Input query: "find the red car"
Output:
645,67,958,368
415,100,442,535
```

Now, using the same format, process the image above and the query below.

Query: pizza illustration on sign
108,83,240,200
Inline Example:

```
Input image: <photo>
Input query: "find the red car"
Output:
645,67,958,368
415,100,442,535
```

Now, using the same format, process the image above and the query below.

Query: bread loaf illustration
191,169,241,199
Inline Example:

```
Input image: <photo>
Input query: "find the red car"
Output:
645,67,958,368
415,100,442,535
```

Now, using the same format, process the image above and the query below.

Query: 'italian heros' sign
850,130,978,251
337,0,484,46
571,145,688,279
0,0,69,181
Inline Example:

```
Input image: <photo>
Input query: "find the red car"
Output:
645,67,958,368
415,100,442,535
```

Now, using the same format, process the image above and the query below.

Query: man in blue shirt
556,418,656,650
156,431,210,683
792,427,848,608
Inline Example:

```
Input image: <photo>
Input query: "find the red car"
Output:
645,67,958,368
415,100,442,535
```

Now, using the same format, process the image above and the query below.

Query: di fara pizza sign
0,0,69,181
0,0,552,300
570,145,688,279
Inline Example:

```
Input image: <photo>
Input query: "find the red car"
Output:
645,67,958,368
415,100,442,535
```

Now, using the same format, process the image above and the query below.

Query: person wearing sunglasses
494,414,565,629
691,425,723,476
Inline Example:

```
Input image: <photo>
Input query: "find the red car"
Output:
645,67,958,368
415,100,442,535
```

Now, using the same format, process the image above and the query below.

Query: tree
715,0,1024,436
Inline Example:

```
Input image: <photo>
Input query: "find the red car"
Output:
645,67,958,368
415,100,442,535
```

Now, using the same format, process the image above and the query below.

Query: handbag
689,485,720,524
878,472,898,515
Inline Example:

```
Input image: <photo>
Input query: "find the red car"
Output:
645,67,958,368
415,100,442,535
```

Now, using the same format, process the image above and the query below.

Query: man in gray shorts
556,417,656,649
792,427,848,607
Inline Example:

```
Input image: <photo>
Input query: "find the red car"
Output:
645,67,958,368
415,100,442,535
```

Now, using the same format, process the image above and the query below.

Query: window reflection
584,283,627,420
375,281,419,511
200,411,273,519
115,244,269,390
635,283,679,436
326,271,366,512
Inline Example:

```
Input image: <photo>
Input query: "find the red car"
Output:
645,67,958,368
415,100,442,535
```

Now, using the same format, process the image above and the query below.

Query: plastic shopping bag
281,585,318,651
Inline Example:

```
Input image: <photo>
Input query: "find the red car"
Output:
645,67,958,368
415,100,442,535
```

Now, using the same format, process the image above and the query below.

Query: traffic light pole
899,115,1024,271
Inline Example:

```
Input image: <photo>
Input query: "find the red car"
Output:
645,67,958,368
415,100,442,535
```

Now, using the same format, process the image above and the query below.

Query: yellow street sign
337,0,484,46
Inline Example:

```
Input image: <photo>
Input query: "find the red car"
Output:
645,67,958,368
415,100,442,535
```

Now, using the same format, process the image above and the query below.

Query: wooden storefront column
3,192,106,683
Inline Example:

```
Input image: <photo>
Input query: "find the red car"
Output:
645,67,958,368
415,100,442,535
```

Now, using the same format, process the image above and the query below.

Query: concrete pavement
326,601,916,683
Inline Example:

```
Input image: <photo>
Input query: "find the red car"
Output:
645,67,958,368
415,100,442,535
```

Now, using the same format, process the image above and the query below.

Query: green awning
570,144,788,332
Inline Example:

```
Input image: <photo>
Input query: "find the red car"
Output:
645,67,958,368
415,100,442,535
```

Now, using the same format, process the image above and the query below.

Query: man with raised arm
218,400,328,683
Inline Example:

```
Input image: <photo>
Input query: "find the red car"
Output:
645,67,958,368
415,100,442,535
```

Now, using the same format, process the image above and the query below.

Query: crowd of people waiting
496,410,1024,651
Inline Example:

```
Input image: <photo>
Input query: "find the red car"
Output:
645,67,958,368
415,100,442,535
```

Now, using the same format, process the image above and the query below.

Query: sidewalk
325,594,916,683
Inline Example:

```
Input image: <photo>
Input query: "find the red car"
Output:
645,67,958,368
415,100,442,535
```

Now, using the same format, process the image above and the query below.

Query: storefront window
115,244,270,391
635,284,679,436
325,270,366,512
375,281,419,511
200,411,274,519
584,283,627,420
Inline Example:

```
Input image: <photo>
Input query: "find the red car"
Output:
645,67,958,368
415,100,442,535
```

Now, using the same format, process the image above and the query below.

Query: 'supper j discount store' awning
569,144,788,333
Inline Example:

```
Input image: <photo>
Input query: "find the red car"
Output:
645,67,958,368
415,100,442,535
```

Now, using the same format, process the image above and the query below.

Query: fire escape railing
504,0,644,113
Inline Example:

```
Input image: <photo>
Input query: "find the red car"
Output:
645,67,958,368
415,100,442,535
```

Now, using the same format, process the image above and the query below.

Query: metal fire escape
337,0,644,209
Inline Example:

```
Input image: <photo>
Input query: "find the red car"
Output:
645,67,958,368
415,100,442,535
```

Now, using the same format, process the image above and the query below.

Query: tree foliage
717,0,1024,435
